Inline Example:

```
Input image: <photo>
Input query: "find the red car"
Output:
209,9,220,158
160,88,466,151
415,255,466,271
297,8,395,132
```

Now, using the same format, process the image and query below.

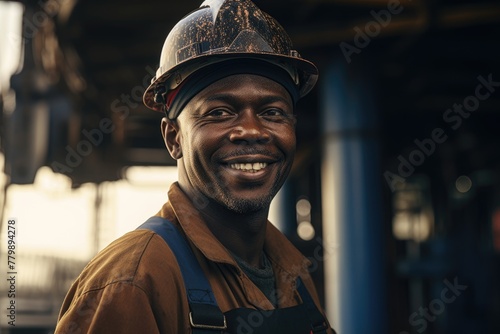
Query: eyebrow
202,93,293,107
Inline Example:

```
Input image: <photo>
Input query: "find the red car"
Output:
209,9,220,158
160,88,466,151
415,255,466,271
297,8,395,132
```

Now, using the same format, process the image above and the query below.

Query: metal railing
1,252,87,329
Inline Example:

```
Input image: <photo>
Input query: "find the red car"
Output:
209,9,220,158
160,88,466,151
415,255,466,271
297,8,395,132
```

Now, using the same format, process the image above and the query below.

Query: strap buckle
189,311,227,330
311,321,329,333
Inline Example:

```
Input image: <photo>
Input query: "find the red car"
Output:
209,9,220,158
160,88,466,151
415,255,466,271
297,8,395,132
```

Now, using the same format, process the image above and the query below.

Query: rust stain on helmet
143,0,318,112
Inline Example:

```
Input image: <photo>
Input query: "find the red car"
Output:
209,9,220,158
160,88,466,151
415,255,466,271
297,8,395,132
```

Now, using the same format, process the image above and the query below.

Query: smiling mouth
229,162,268,173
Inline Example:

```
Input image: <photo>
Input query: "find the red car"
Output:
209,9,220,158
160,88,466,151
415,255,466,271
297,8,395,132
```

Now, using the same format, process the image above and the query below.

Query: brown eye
205,108,233,117
261,108,291,118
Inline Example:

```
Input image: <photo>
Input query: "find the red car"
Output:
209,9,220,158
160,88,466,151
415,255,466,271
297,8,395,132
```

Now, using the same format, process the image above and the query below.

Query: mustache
218,148,282,160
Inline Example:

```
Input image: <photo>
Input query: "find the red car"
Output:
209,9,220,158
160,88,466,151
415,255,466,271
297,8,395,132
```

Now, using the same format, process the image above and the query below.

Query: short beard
195,165,288,214
218,191,275,214
212,167,285,214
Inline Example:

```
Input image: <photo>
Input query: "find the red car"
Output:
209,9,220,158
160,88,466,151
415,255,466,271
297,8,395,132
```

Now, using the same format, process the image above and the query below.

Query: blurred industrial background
1,0,500,333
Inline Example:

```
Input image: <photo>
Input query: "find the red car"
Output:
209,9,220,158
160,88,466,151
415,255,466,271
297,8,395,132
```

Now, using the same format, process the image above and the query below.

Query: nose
229,110,271,144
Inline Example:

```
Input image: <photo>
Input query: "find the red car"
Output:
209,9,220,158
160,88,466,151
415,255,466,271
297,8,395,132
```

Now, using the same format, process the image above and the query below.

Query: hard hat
143,0,319,116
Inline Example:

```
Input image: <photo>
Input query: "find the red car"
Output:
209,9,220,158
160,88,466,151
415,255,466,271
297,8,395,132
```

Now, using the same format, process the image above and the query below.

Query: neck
180,183,269,268
204,202,269,268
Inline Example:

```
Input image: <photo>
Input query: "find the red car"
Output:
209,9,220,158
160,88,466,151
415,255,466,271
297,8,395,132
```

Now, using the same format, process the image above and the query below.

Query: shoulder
72,229,183,300
57,228,190,333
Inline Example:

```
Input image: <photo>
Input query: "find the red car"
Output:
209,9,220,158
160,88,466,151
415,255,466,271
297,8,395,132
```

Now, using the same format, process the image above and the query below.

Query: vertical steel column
321,60,387,333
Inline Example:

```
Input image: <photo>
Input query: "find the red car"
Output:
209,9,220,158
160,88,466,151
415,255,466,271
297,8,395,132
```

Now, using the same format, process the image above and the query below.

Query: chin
219,194,274,214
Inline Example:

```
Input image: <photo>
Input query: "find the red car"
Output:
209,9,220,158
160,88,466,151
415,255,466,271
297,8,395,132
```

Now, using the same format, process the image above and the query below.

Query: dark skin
161,74,296,267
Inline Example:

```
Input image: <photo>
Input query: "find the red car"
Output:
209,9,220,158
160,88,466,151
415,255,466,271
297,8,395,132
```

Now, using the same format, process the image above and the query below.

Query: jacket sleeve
55,282,160,334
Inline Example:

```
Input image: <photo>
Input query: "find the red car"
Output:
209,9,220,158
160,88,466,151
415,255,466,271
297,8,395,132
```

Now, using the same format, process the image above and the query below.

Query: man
55,0,335,333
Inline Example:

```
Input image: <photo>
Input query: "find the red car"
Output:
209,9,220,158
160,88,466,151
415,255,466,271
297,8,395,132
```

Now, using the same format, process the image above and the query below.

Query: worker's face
163,74,296,213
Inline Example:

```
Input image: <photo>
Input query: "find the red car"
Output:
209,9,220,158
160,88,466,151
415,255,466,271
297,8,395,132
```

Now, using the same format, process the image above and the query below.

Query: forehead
191,74,292,103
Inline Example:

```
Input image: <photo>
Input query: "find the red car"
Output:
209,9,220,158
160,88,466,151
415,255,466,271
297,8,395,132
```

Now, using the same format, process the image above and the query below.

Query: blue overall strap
296,277,329,334
137,216,227,333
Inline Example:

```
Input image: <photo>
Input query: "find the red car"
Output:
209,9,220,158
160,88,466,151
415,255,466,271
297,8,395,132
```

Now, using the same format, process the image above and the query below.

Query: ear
161,117,183,160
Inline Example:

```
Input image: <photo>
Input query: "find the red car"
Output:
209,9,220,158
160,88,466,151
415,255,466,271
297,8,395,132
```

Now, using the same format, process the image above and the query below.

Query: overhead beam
290,4,500,48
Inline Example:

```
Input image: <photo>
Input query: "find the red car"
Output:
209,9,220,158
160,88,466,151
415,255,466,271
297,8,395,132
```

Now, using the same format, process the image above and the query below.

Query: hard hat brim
143,52,318,113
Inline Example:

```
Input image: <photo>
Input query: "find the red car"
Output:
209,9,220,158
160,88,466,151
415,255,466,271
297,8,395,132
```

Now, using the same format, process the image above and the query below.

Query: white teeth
229,162,268,172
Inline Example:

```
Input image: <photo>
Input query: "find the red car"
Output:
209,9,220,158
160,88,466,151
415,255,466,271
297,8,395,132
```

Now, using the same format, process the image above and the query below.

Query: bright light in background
2,167,95,260
296,198,311,216
296,198,315,241
0,1,24,92
297,221,315,241
104,166,178,245
1,165,178,260
455,175,472,193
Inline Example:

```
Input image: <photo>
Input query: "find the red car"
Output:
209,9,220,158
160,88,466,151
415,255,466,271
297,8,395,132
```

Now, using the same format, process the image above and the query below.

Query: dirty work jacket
55,182,335,334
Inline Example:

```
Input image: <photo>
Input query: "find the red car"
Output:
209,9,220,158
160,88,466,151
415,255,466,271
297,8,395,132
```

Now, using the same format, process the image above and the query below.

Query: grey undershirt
232,252,278,307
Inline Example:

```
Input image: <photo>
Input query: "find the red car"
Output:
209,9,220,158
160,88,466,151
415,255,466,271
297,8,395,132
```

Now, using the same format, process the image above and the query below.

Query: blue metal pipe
321,59,388,334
